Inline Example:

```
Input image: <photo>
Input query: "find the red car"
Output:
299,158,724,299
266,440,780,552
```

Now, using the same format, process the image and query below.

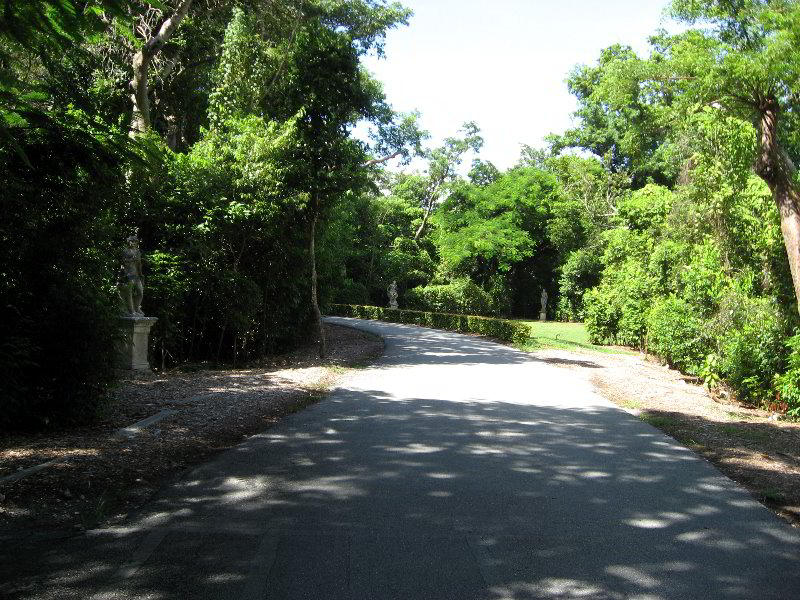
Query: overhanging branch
362,150,402,167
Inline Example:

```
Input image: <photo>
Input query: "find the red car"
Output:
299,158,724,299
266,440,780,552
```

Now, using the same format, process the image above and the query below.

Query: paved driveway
12,318,800,599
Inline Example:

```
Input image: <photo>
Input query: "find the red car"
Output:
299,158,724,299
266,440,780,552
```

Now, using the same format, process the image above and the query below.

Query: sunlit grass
514,320,631,354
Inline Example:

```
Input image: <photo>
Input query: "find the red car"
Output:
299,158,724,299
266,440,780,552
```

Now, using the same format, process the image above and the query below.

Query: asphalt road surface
9,317,800,599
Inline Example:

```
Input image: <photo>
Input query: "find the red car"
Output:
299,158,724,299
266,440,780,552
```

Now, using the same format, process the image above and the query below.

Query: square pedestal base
117,316,158,370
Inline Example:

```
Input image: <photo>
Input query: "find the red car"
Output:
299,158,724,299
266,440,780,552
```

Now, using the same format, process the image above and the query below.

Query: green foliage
773,334,800,419
618,184,673,232
328,304,530,346
583,287,620,345
0,121,126,428
209,8,277,128
136,117,313,364
404,279,495,317
646,296,711,374
701,353,721,390
647,239,686,296
549,44,677,188
317,175,435,307
434,167,557,283
556,248,602,321
584,228,656,347
679,238,727,315
385,237,436,289
712,292,787,405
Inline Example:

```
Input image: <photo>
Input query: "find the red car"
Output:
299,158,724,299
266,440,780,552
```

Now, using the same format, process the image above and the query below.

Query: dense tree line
321,0,800,418
4,0,800,428
1,0,416,428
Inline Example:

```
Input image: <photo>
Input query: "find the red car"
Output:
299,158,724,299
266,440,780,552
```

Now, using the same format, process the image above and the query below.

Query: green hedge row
404,279,496,316
327,304,531,346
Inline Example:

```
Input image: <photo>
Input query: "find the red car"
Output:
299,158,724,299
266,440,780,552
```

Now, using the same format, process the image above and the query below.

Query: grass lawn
515,320,630,354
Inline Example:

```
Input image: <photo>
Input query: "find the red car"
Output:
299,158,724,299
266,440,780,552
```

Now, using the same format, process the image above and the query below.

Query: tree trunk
755,97,800,314
129,0,194,135
414,203,433,241
310,208,327,358
413,178,443,241
130,48,150,135
215,319,227,366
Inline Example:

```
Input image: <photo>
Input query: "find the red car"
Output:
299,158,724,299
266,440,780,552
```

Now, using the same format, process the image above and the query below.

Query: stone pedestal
116,316,157,370
539,311,547,322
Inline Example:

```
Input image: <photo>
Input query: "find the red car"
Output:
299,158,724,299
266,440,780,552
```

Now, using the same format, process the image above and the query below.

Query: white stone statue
388,281,399,309
539,288,548,321
118,235,145,317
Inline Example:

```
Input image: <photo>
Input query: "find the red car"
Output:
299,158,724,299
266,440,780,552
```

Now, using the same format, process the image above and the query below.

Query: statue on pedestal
118,235,145,317
539,288,548,321
388,281,399,309
115,234,157,370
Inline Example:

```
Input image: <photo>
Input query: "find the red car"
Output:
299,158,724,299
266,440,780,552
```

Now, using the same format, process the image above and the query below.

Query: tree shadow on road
6,389,799,599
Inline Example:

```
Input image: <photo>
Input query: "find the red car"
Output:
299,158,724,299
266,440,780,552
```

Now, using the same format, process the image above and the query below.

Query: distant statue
388,281,399,309
540,288,548,321
118,235,145,317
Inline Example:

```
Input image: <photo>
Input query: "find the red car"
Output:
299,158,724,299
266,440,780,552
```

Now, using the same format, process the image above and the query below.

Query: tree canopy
6,0,800,428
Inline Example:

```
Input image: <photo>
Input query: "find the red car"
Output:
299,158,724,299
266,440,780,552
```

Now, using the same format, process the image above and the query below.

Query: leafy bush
648,239,687,296
487,275,513,318
332,279,369,305
404,278,495,316
617,184,673,232
713,293,786,405
584,287,620,344
385,237,436,289
328,304,530,346
557,248,602,321
583,260,653,348
135,118,314,364
679,239,726,315
773,334,800,419
646,296,711,374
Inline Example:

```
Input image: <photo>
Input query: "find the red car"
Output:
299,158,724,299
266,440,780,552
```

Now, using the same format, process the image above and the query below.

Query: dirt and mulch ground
0,324,383,535
2,323,798,539
533,347,800,528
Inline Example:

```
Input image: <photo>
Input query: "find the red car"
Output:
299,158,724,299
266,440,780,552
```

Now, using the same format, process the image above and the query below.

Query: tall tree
659,0,800,313
550,44,677,188
128,0,194,134
245,2,414,357
412,122,483,241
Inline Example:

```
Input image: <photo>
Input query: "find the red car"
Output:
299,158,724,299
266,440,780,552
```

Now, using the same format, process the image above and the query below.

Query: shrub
404,278,495,316
648,239,687,296
327,304,530,346
773,333,800,419
584,287,620,344
646,296,711,374
583,260,654,348
713,294,786,405
332,279,369,305
679,238,726,315
617,184,673,233
557,248,602,321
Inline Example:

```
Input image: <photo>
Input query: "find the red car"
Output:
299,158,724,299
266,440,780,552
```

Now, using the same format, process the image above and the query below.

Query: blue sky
363,0,677,171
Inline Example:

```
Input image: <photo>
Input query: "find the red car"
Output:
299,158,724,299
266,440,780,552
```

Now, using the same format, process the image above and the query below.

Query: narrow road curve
22,318,800,599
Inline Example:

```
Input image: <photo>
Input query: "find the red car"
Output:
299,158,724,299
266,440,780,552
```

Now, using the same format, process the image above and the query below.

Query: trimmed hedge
404,279,495,316
327,304,531,346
